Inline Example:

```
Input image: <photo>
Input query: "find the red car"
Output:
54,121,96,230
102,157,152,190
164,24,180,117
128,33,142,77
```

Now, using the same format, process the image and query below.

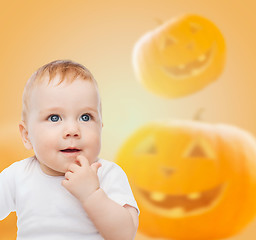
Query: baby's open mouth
60,148,81,153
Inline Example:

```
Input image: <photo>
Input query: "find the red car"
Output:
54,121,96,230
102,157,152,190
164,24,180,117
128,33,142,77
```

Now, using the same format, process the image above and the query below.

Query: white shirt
0,157,139,240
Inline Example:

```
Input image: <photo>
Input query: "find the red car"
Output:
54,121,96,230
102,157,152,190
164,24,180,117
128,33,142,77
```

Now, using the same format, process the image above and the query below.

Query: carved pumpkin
132,14,226,98
115,120,256,240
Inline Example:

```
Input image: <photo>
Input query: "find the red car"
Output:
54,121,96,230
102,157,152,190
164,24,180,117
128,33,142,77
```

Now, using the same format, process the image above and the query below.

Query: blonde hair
22,60,101,122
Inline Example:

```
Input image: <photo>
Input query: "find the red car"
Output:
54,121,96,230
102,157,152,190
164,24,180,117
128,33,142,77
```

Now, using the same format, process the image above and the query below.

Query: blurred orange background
1,0,256,239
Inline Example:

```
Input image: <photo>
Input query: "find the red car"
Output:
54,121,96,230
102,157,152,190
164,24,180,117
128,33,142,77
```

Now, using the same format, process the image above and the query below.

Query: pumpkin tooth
169,207,185,217
187,192,201,200
192,69,200,75
150,192,166,202
198,54,206,62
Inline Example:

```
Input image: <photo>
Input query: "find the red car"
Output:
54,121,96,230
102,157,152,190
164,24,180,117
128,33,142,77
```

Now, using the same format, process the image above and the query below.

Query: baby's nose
63,123,81,139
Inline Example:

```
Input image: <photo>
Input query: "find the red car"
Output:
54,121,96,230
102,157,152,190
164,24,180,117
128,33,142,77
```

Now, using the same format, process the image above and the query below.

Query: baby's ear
19,121,33,150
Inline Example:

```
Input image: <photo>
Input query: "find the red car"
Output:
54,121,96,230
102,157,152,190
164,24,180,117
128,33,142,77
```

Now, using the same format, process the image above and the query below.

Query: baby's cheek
34,133,58,156
86,135,101,163
94,135,102,154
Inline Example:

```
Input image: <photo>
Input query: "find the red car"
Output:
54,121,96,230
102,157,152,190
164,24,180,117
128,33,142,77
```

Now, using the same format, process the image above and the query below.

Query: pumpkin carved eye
160,36,177,51
183,138,216,160
135,135,157,155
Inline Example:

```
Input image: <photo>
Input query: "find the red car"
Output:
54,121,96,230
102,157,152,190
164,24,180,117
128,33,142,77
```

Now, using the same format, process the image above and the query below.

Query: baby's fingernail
75,160,81,166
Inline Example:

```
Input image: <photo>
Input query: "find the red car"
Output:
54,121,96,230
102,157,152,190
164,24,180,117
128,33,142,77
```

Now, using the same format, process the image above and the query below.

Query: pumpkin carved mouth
137,183,225,218
162,45,214,79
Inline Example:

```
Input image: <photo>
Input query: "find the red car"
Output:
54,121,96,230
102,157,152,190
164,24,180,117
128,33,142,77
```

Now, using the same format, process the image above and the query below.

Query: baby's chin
46,167,66,176
53,171,66,176
40,165,66,176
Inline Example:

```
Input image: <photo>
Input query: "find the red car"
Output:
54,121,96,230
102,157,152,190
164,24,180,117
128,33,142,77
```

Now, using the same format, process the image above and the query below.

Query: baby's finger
68,163,80,172
91,162,102,173
76,155,89,167
65,171,72,180
61,179,69,188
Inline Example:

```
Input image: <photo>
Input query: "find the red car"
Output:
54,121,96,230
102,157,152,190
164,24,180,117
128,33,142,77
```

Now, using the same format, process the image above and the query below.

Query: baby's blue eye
48,115,61,122
80,114,91,122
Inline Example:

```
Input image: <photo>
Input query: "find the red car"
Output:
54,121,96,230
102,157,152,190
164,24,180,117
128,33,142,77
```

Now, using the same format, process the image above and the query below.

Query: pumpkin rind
132,15,226,98
115,120,256,240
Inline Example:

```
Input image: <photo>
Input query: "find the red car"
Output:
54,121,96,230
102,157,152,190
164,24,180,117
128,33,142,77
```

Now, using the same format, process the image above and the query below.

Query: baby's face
23,75,102,176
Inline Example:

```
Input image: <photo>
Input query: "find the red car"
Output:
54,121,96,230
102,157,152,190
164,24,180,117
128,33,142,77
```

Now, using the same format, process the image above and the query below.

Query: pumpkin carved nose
161,166,175,177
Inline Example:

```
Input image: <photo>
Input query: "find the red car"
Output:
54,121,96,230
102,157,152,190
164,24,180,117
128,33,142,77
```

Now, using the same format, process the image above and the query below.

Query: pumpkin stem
194,108,205,121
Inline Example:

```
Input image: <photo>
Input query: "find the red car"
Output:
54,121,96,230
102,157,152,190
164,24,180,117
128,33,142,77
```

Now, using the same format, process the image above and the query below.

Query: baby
0,60,139,239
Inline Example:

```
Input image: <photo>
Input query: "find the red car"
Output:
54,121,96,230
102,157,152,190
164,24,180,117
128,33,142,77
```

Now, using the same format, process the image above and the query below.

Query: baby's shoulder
97,158,127,180
97,159,134,198
1,156,36,176
98,158,124,173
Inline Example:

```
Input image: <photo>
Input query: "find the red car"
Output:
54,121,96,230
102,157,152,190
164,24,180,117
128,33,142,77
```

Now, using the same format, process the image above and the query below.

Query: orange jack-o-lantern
115,120,256,240
132,14,226,98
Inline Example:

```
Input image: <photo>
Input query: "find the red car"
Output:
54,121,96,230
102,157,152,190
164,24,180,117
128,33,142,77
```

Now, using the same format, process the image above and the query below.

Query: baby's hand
62,155,102,203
